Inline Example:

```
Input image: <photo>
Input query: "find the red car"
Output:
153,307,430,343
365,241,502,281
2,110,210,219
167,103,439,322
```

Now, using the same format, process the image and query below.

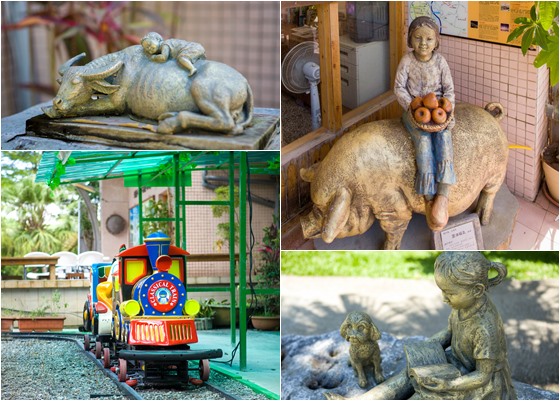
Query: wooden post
317,2,342,132
389,2,406,87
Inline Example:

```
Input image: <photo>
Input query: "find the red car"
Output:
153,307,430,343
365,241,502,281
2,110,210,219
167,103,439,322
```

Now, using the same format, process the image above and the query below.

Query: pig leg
475,179,502,225
322,187,352,243
376,198,412,250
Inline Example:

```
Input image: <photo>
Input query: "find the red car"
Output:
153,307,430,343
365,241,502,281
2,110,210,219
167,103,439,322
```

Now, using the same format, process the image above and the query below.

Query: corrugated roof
36,151,278,186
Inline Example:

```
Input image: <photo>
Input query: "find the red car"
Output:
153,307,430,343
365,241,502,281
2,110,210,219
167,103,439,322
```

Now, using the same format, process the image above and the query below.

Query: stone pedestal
281,331,559,400
314,184,519,250
1,102,279,150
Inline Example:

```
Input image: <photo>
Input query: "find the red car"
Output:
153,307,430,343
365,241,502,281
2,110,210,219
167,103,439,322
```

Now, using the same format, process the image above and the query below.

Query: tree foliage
1,152,84,275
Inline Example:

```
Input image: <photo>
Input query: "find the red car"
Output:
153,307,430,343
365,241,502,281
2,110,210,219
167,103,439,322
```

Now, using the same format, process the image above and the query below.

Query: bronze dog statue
340,311,385,388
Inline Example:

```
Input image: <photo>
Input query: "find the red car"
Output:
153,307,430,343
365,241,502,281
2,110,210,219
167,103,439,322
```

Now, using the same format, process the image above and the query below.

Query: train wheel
84,334,90,351
199,359,210,381
103,348,111,368
95,341,102,359
83,301,92,332
118,358,127,382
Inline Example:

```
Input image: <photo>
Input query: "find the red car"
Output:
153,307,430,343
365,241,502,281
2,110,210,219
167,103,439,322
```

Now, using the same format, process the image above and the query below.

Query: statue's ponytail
488,261,507,288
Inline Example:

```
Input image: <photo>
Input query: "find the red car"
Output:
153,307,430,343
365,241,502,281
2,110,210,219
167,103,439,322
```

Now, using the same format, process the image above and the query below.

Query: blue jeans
402,111,456,198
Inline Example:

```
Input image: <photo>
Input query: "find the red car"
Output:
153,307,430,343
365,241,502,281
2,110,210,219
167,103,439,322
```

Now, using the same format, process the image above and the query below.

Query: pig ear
322,187,351,243
300,163,320,182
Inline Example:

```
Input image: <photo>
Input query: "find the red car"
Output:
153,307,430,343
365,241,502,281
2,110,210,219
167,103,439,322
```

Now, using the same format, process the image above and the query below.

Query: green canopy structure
36,150,280,370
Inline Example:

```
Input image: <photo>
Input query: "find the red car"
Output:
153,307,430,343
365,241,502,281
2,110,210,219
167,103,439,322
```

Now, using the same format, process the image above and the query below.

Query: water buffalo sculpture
300,103,508,250
42,43,253,135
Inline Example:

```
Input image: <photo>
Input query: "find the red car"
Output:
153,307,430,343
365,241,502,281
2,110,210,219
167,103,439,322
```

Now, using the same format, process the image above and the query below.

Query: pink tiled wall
437,36,550,201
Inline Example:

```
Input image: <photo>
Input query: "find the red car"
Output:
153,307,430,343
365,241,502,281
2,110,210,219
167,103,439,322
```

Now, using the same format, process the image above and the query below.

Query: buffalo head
43,53,124,118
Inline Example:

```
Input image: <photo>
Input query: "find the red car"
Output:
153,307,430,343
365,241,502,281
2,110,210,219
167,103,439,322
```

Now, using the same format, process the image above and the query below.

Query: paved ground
196,328,280,398
281,276,559,392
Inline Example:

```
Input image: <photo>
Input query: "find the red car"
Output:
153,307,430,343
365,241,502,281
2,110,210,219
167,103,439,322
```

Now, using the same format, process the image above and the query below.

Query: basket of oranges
408,92,453,133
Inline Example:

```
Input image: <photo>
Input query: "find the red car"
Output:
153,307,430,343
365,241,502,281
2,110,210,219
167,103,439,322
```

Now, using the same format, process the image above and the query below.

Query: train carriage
81,232,222,385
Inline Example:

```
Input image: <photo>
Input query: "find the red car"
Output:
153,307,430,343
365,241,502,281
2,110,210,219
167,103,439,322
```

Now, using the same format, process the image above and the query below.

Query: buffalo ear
322,187,351,243
89,80,120,95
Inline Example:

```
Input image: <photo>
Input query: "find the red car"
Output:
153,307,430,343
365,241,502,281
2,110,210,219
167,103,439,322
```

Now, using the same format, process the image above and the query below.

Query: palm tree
1,176,78,257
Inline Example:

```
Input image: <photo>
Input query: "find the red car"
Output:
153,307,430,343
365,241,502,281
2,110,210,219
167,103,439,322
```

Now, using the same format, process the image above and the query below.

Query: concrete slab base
25,112,279,150
314,184,519,250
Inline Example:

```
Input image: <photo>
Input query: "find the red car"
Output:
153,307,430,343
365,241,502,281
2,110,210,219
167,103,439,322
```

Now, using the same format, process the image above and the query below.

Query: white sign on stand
434,214,484,250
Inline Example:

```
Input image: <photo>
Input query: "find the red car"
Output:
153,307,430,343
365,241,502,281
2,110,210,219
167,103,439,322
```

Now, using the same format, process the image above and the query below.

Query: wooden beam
389,2,407,87
317,2,342,132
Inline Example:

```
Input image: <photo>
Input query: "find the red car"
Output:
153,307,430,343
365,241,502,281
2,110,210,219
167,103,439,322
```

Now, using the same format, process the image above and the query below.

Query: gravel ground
1,338,126,400
1,338,270,400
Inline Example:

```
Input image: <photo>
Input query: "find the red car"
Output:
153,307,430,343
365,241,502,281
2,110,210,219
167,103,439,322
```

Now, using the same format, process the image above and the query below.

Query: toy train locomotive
81,232,222,384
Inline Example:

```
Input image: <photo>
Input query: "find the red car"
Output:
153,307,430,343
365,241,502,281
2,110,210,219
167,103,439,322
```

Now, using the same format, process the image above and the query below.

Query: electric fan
281,41,321,130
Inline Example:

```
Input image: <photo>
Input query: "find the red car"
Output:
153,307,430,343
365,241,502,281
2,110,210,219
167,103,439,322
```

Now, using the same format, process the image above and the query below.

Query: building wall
437,36,549,201
100,178,129,258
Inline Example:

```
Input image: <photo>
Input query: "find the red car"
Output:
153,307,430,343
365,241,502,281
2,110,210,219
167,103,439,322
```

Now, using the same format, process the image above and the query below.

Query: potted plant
194,298,215,330
508,1,559,203
1,315,17,332
251,216,280,331
209,298,240,328
17,290,67,332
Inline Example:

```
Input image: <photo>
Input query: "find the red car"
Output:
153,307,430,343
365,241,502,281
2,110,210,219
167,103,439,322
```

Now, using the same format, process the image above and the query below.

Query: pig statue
300,102,508,250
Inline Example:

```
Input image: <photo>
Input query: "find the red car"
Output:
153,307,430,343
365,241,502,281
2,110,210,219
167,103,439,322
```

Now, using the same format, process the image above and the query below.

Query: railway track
2,333,263,400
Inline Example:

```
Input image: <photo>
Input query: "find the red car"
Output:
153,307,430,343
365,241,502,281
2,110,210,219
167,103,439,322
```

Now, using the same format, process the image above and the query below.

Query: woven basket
408,107,453,133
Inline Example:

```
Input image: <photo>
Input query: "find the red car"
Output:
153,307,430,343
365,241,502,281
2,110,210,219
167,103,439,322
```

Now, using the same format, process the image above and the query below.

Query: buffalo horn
58,52,86,76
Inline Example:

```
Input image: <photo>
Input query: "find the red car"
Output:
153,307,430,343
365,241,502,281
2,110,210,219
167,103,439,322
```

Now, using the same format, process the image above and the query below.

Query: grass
281,251,559,281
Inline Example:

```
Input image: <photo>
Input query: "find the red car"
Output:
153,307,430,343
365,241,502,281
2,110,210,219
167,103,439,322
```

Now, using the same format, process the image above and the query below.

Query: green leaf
514,17,531,24
507,25,528,43
530,4,537,22
538,1,558,31
535,25,550,49
521,27,536,55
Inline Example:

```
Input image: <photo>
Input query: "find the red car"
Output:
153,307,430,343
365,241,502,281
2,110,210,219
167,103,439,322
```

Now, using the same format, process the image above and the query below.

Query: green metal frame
35,150,279,371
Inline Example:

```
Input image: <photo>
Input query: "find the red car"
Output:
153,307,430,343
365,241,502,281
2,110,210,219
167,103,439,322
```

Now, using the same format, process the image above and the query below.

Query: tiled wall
437,36,549,201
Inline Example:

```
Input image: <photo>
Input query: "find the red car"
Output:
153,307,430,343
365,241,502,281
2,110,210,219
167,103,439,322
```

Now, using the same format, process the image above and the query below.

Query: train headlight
184,299,200,317
121,300,141,317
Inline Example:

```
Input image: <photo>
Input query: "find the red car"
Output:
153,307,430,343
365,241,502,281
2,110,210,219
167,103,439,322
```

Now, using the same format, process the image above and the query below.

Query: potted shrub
251,216,280,331
18,290,67,332
209,298,240,328
194,298,215,330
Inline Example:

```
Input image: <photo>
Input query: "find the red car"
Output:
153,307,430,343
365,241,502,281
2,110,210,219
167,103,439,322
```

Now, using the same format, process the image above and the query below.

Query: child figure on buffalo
394,16,456,231
141,32,206,77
